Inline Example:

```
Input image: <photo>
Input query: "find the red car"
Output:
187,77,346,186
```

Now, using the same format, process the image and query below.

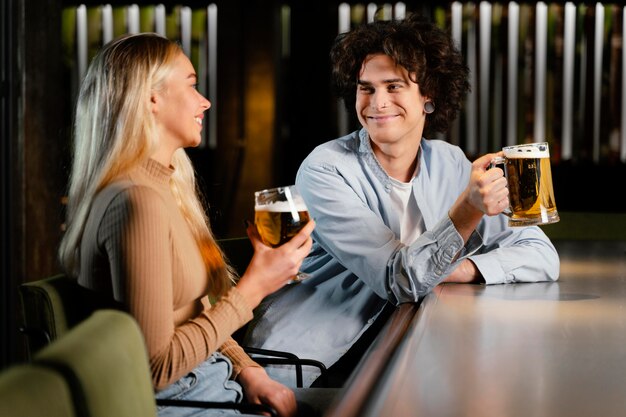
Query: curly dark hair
330,13,470,135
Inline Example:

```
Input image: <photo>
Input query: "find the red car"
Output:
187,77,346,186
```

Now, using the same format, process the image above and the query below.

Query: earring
424,101,435,114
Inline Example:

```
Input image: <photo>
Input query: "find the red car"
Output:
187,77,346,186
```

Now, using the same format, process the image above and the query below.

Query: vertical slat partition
562,2,576,160
180,6,191,57
451,2,463,146
101,5,112,44
154,4,165,36
76,5,87,82
491,4,504,150
394,3,406,19
69,3,218,149
479,1,492,154
592,3,604,163
465,2,478,156
207,4,218,149
622,6,626,163
507,2,519,147
367,3,378,22
127,4,139,33
433,2,622,164
66,2,625,165
337,2,350,137
534,2,547,143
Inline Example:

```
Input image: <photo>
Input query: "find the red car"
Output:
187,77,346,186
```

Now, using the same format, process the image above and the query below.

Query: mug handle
488,155,506,168
488,156,513,218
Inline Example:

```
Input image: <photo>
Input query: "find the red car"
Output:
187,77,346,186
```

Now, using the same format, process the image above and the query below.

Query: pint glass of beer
254,185,311,282
491,142,560,227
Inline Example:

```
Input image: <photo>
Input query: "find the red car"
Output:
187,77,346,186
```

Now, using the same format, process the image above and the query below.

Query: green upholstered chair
34,309,158,417
34,309,277,417
0,363,76,417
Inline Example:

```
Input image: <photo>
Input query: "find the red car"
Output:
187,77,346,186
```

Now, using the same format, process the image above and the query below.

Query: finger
246,220,259,236
292,239,313,265
285,219,315,249
488,197,509,216
264,392,297,417
481,166,503,183
475,151,506,172
301,218,315,233
245,221,267,251
488,178,509,200
485,169,507,188
473,152,495,169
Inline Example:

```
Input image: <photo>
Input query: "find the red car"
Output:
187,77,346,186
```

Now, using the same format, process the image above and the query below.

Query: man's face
355,53,429,149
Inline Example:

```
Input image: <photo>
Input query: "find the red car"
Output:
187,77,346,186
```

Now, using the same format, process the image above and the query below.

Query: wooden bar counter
325,240,626,417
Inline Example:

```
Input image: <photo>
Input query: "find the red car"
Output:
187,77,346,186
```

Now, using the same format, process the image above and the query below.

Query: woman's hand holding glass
253,185,314,282
235,217,315,309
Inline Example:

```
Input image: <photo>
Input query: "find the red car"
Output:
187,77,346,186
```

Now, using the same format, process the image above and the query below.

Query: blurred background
2,0,625,369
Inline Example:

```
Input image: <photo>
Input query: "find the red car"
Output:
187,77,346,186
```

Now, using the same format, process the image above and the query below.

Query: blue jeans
156,352,250,417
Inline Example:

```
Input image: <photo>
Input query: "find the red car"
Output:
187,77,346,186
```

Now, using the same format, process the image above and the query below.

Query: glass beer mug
254,185,311,282
490,142,560,227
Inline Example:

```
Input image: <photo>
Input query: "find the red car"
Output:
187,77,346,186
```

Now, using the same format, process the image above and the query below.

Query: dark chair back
18,273,113,357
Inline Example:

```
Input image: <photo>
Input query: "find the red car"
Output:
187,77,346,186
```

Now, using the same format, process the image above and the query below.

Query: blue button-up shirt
245,128,560,386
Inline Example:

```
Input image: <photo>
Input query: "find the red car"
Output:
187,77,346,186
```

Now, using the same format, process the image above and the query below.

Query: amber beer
495,142,559,226
255,206,311,247
254,186,310,248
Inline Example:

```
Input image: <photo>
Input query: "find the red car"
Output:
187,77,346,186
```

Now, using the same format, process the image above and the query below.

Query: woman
58,32,315,417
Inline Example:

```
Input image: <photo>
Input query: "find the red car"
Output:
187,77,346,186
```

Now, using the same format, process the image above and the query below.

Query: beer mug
490,142,560,227
254,185,311,282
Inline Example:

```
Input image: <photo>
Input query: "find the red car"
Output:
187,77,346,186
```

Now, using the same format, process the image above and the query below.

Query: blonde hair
59,32,234,298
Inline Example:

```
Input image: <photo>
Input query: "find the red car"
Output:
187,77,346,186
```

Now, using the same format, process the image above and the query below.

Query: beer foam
255,199,307,212
503,143,550,158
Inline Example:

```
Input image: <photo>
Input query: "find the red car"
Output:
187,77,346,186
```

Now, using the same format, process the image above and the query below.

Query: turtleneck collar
139,158,175,186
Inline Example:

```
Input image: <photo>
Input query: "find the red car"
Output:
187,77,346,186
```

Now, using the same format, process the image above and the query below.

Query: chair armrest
243,347,328,388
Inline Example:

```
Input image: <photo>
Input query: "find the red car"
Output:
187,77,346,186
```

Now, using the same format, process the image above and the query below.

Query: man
245,14,559,388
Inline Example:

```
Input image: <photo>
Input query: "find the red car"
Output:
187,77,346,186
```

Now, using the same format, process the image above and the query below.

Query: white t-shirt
389,174,424,245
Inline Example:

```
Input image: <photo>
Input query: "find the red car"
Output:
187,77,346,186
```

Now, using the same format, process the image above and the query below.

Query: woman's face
151,52,210,153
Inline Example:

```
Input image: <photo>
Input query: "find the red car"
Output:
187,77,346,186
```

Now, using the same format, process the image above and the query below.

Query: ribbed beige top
78,158,259,390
